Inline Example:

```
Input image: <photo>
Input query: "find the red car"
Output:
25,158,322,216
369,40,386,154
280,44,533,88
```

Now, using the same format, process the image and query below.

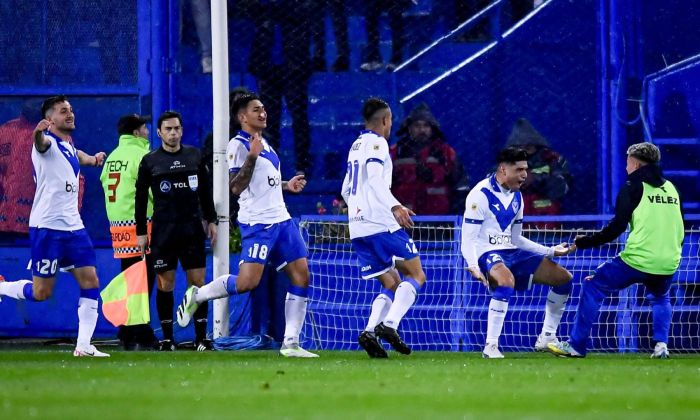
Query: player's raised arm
32,119,52,152
229,132,262,196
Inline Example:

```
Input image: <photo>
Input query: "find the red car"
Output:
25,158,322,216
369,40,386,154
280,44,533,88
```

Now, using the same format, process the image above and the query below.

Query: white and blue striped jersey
227,130,290,226
29,132,84,230
342,130,401,239
460,175,552,267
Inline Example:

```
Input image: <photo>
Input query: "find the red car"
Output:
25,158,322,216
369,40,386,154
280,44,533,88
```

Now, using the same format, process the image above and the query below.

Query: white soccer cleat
534,333,560,352
482,343,504,359
177,286,200,327
279,344,319,358
73,344,110,358
651,342,670,359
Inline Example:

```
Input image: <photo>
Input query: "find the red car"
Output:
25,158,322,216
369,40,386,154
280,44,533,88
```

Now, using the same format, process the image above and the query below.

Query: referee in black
135,111,217,351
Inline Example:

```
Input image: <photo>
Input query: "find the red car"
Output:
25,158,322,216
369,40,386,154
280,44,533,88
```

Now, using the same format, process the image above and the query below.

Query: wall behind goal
300,216,699,353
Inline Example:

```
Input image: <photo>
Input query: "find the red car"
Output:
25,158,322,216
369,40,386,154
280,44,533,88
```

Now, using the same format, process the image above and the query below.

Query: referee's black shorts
150,220,207,273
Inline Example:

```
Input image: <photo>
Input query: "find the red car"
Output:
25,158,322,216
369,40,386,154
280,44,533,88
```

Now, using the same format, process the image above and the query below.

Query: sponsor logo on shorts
361,265,372,272
154,259,167,268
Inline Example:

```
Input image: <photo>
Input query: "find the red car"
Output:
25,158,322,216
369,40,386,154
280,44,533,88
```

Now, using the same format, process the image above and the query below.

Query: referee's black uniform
135,144,216,271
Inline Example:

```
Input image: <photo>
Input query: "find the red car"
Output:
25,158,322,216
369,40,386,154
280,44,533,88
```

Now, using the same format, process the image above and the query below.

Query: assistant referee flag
101,260,150,327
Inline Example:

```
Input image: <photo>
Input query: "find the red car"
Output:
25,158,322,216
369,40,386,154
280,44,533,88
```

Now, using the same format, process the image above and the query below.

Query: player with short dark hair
547,142,684,358
342,97,426,358
0,96,109,357
461,146,575,358
135,111,217,351
176,93,318,358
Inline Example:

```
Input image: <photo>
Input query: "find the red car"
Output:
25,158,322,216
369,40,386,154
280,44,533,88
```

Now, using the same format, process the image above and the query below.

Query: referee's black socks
156,290,174,341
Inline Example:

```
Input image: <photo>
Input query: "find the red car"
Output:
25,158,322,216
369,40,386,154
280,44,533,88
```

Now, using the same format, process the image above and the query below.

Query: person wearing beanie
390,103,468,215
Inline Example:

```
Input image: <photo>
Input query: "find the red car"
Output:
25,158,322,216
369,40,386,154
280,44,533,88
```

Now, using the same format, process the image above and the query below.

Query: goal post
299,215,700,353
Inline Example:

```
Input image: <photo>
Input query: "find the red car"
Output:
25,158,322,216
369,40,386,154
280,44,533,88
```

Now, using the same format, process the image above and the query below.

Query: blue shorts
351,230,419,279
29,227,97,278
239,219,307,270
478,248,544,291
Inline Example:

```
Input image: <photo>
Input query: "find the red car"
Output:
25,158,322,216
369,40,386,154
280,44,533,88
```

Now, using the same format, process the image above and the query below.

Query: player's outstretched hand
552,242,576,256
467,266,488,286
391,205,414,229
286,174,306,193
249,132,263,157
94,152,106,167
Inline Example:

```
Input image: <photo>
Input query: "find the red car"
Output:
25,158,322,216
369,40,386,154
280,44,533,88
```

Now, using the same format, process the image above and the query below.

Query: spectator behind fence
361,0,415,72
247,0,312,175
504,118,572,219
310,0,350,72
100,114,158,351
188,0,213,73
390,103,468,215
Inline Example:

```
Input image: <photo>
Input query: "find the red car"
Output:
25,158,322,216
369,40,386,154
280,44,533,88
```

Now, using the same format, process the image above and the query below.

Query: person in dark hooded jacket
390,103,467,215
505,118,572,219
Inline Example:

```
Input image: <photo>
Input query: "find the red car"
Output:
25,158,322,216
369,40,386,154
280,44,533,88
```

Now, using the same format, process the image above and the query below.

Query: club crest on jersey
160,180,171,192
188,175,198,191
373,145,380,150
511,199,519,213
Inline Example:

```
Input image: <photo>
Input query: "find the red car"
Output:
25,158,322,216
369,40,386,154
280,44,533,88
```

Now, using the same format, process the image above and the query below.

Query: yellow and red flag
100,260,150,327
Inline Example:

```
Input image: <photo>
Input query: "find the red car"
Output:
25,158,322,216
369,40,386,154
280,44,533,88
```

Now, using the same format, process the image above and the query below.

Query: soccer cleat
374,323,411,355
176,286,200,327
358,330,388,359
534,333,560,352
158,339,176,351
651,342,670,359
195,339,214,352
546,341,584,358
73,344,110,358
482,343,504,359
279,343,319,358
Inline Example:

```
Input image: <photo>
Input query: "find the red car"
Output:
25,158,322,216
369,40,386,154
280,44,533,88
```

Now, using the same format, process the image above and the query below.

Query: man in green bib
548,142,684,358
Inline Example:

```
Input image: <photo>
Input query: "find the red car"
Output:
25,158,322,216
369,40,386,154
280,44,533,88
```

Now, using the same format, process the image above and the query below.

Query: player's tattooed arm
229,154,257,195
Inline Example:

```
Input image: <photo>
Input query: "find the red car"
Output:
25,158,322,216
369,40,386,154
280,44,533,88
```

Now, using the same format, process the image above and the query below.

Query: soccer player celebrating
342,97,427,358
0,96,109,357
548,142,684,358
176,93,317,358
461,147,574,358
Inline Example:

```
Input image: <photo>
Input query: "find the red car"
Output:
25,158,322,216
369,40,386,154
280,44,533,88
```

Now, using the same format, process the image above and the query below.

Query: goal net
299,216,699,353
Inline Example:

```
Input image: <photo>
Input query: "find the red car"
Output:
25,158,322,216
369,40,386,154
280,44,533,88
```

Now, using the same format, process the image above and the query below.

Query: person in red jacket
390,103,468,215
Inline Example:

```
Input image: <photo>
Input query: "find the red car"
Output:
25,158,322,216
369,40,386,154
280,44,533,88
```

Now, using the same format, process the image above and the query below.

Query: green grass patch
1,349,699,419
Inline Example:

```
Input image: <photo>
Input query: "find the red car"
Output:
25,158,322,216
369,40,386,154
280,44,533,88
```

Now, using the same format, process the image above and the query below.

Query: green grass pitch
1,348,699,419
